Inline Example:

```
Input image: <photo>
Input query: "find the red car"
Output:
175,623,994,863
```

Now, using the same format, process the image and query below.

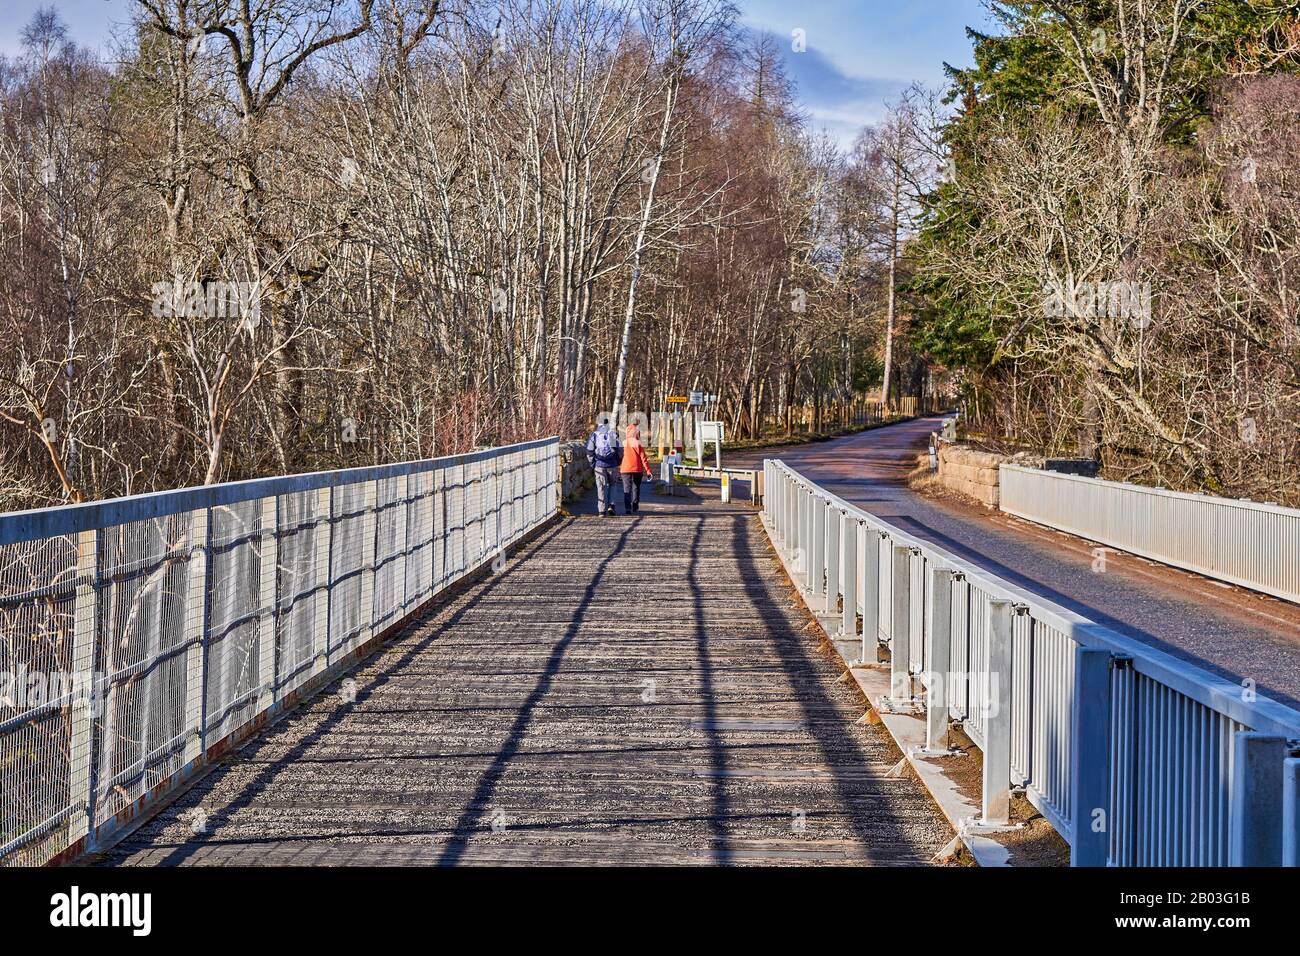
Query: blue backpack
594,428,615,460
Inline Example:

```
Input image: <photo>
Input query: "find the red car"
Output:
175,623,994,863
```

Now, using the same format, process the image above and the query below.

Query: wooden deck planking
100,490,953,866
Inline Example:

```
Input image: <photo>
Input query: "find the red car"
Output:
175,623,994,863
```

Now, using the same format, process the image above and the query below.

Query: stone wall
559,441,594,503
936,443,1007,508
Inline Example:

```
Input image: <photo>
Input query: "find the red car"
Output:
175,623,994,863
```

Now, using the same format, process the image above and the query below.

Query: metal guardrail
763,458,1300,866
669,466,763,504
0,437,560,866
1000,464,1300,606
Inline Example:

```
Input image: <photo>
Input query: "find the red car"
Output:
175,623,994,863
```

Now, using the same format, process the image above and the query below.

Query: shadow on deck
97,484,952,866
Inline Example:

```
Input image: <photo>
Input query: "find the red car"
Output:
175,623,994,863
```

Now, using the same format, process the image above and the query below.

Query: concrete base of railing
760,511,1013,868
53,510,565,867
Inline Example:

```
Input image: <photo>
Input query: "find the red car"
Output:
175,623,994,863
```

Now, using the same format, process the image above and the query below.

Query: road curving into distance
730,416,1300,709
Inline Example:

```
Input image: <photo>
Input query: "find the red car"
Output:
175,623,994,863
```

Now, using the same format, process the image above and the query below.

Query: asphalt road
730,417,1300,710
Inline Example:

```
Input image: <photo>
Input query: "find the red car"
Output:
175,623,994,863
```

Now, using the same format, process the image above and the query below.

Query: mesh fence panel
405,471,435,608
94,514,191,827
0,438,558,864
0,535,77,865
329,482,368,661
205,501,263,741
275,489,322,695
373,477,407,632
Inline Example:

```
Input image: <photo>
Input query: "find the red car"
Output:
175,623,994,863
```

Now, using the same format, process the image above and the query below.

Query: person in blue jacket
585,421,622,516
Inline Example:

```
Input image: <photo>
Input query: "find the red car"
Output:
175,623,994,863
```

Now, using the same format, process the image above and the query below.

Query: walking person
619,423,652,515
586,421,622,516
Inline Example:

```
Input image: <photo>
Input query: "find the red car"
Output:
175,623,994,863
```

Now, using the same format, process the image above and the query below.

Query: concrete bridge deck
98,486,951,866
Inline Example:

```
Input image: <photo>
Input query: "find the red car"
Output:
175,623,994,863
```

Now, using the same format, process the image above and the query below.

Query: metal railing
763,458,1300,866
0,437,560,866
1000,465,1300,606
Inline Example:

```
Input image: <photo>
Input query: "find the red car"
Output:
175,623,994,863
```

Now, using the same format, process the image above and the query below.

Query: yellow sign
666,396,689,404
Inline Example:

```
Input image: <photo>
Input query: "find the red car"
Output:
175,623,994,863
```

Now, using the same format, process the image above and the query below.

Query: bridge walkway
99,483,951,866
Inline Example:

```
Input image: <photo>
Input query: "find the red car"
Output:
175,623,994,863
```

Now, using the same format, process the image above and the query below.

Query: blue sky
1,0,997,149
739,0,997,147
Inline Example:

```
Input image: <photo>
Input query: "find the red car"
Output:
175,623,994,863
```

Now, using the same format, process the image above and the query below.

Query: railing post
1230,733,1287,866
67,527,100,845
462,458,471,574
1069,647,1112,866
526,447,536,530
182,509,210,761
788,476,796,549
781,473,791,546
762,462,770,522
825,506,840,621
490,455,502,555
787,478,796,556
794,487,807,580
417,469,434,605
809,495,825,603
312,487,332,672
769,465,776,524
772,467,781,536
786,473,793,542
790,489,800,587
923,566,953,753
776,467,784,537
554,443,562,514
256,496,278,711
795,481,804,561
360,479,379,645
861,528,882,663
776,467,784,538
1284,757,1300,868
435,462,447,591
981,598,1014,826
886,544,915,706
396,472,411,612
841,517,858,641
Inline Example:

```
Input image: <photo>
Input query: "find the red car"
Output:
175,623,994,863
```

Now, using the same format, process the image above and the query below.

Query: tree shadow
118,520,572,866
685,516,732,863
434,519,639,864
729,514,944,864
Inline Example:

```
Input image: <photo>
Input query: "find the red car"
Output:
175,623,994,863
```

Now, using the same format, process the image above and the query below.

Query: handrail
763,457,1300,866
1000,463,1300,606
0,437,559,547
0,437,561,866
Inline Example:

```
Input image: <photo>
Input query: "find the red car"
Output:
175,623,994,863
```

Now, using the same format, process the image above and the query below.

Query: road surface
731,418,1300,709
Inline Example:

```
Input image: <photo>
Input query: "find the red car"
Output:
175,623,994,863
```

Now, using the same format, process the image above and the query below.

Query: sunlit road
733,417,1300,709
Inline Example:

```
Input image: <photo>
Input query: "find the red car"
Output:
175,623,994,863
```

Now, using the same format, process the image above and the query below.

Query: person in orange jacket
619,423,652,514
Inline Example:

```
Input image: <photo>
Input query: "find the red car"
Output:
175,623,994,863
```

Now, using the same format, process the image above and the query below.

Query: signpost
697,420,723,470
665,390,720,461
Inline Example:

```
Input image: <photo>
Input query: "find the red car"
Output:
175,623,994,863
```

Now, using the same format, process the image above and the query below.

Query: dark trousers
622,472,643,513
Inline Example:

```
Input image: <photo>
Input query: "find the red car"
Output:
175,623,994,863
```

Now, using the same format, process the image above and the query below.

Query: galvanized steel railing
763,458,1300,866
0,438,560,866
1000,464,1300,605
